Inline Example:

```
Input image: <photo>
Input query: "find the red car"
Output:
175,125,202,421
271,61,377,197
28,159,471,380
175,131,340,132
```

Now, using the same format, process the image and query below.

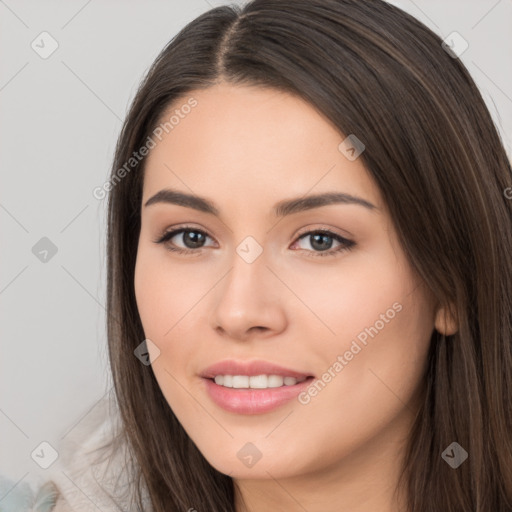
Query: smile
213,374,308,388
202,375,315,414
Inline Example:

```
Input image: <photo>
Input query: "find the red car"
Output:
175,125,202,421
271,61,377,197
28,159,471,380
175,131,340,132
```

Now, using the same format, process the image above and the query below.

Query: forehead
141,83,381,215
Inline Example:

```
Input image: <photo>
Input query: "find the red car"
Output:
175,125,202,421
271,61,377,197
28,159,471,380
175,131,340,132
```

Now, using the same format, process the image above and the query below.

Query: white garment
46,391,152,512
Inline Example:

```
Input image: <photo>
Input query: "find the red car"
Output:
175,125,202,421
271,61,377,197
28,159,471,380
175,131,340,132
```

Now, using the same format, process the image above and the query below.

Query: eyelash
153,225,356,258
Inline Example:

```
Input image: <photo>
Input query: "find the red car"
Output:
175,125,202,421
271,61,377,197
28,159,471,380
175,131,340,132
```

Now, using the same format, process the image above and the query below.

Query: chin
200,442,308,480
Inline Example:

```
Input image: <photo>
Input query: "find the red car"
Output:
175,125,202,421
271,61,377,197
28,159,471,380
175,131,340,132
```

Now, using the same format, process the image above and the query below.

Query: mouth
201,376,315,415
199,360,315,414
200,359,314,381
204,374,312,389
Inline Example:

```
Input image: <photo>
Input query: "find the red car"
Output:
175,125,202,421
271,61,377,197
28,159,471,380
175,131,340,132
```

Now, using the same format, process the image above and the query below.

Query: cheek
133,245,208,384
134,243,199,339
134,249,165,336
276,243,418,354
302,268,434,431
295,244,434,422
134,253,193,420
279,282,434,475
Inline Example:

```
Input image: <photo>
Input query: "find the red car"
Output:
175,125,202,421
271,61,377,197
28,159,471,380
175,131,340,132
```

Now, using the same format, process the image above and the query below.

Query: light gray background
1,0,511,489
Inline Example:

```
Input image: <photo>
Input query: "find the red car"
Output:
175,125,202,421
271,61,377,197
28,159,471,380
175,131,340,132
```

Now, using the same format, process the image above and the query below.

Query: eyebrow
144,188,377,216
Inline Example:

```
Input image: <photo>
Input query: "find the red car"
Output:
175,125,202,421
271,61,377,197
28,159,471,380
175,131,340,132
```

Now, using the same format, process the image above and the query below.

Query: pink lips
200,359,314,415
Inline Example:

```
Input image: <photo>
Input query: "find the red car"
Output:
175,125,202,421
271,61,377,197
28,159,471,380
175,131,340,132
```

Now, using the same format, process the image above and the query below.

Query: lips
199,360,316,414
202,376,314,414
199,359,314,380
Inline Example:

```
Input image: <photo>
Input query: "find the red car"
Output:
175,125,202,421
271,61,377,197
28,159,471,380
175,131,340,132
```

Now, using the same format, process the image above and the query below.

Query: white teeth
268,375,284,388
212,374,307,389
232,375,249,388
248,375,267,388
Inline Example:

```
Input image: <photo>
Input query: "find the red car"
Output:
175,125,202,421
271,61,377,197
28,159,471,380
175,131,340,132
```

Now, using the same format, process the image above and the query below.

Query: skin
134,83,458,512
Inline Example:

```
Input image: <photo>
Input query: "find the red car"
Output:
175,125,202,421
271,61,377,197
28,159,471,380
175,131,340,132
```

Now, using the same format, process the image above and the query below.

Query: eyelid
155,223,351,241
294,223,353,240
153,224,215,250
153,223,355,257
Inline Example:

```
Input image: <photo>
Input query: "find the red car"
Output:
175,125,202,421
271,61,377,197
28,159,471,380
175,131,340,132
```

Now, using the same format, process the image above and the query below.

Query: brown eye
291,230,355,258
154,227,213,254
154,226,355,258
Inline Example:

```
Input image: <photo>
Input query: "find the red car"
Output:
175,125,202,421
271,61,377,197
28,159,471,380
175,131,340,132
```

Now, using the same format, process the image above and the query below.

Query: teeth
233,375,249,388
213,374,307,389
266,375,285,388
247,374,267,388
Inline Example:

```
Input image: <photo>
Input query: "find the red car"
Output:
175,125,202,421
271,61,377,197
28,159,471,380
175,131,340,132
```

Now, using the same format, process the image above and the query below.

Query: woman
12,0,512,510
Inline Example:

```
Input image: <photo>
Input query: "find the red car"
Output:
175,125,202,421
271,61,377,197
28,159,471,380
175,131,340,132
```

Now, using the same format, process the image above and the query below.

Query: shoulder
13,390,151,512
1,392,152,511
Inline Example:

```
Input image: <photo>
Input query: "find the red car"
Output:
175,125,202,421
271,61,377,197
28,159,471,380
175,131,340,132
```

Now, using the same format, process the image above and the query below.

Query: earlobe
434,303,458,336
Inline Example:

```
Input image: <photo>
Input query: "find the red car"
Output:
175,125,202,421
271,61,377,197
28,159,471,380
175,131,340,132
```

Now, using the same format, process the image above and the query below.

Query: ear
434,302,458,336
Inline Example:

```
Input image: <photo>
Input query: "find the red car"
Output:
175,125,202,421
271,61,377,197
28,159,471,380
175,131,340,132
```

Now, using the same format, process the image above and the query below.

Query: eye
291,229,355,257
153,225,355,258
153,226,214,255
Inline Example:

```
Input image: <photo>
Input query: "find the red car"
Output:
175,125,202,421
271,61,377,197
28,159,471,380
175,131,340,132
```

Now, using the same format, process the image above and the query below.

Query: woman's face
134,83,439,482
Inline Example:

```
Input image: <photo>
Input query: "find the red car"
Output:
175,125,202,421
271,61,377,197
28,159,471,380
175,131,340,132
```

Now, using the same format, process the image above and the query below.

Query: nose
209,250,287,342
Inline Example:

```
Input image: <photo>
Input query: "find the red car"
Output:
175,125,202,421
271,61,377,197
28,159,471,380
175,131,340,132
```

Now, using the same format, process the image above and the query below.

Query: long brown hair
104,0,512,510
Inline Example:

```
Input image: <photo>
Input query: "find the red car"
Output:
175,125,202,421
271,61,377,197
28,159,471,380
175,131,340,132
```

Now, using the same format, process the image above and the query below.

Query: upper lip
200,360,314,379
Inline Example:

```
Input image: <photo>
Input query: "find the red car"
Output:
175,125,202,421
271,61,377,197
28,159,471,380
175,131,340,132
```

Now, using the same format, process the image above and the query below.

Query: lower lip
202,376,314,415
